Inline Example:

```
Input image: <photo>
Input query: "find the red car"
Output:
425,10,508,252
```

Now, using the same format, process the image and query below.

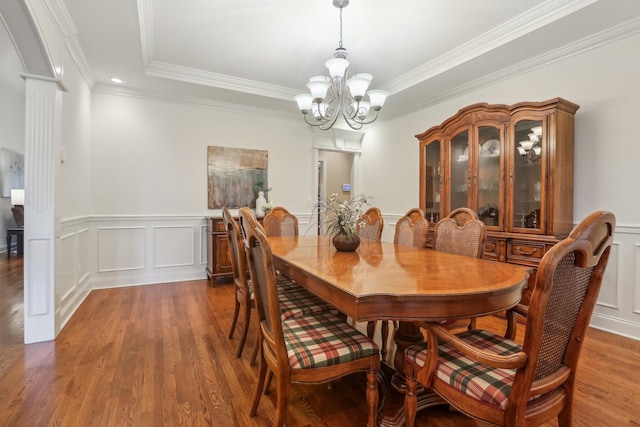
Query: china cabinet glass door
477,126,502,228
449,130,469,211
424,140,441,223
512,119,543,232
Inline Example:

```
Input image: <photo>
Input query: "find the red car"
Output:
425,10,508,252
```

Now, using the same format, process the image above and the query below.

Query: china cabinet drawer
507,240,545,265
483,238,499,261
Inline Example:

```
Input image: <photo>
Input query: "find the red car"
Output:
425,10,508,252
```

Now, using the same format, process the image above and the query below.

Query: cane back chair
357,207,384,241
240,207,380,427
263,206,298,237
371,208,428,360
227,208,334,364
404,210,615,427
433,207,485,258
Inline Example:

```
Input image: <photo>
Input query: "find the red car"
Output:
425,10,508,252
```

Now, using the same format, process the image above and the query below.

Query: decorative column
22,75,60,343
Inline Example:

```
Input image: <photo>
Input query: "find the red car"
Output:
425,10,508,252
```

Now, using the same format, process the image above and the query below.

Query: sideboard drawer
507,240,545,266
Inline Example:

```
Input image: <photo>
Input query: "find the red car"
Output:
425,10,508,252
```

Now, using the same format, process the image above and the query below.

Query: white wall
360,33,640,339
90,93,315,216
85,93,318,289
0,20,25,248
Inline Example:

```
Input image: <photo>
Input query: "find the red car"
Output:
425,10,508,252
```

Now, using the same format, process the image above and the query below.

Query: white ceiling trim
137,0,296,100
137,0,153,68
145,60,299,101
386,15,640,122
382,0,598,94
45,0,96,87
136,0,598,101
92,82,301,121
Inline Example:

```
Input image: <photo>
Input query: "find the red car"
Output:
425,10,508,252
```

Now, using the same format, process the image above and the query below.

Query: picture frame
1,147,24,198
207,146,268,209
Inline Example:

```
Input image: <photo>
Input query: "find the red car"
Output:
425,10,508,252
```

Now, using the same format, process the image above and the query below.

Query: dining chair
394,207,428,248
433,207,485,258
404,211,615,427
263,206,298,237
370,208,428,360
226,208,335,364
222,207,255,358
357,206,384,241
239,207,380,427
432,207,487,330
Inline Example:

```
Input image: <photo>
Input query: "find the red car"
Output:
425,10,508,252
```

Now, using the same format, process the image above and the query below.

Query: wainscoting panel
200,224,208,267
596,242,620,310
78,228,90,283
56,221,92,333
153,225,195,268
27,238,51,316
58,231,77,301
50,214,639,341
97,226,146,272
89,216,208,289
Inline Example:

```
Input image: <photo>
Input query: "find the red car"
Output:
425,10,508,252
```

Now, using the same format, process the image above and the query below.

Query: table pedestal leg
376,321,445,427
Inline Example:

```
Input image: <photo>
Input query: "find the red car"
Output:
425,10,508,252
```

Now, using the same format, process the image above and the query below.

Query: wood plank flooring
1,255,639,426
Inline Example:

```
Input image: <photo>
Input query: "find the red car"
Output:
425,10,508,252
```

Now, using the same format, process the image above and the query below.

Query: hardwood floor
1,254,639,426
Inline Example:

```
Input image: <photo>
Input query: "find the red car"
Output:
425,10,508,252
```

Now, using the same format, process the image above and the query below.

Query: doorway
317,150,354,235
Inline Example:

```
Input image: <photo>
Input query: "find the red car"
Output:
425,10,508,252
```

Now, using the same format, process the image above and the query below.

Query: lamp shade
346,73,372,100
11,189,24,206
307,76,331,101
325,58,349,79
367,90,389,109
294,93,313,112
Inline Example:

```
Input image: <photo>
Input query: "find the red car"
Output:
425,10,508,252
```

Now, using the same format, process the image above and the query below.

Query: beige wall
320,150,352,202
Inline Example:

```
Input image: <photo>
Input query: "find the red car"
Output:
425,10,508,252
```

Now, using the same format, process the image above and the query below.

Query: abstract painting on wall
1,147,24,198
207,146,268,209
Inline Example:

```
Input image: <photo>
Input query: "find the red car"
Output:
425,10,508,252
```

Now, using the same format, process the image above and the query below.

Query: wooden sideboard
206,216,263,284
206,217,232,282
417,98,579,304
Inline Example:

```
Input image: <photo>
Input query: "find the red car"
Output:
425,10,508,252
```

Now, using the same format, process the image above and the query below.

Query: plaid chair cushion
279,285,334,320
276,274,300,290
283,312,379,369
406,329,522,409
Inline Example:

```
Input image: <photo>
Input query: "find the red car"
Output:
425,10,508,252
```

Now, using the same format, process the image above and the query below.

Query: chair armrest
427,323,528,369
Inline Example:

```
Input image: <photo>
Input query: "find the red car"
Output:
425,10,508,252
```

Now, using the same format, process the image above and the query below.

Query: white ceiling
57,0,640,121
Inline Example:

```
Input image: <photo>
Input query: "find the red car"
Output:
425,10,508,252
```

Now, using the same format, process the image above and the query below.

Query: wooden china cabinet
417,98,579,304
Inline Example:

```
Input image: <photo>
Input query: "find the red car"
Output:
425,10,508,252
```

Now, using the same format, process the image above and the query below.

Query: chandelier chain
339,7,344,49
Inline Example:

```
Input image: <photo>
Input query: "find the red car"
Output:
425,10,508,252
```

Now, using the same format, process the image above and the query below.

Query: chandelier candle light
294,0,389,130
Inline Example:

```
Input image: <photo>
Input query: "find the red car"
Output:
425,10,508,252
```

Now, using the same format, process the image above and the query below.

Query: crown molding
382,0,598,95
384,15,640,122
92,82,301,121
137,0,153,68
144,61,299,101
44,0,96,88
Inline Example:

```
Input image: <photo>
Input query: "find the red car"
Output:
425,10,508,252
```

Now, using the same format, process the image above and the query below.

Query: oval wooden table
269,236,531,426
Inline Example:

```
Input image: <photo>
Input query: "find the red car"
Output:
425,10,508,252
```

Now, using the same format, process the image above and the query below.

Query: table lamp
11,188,24,227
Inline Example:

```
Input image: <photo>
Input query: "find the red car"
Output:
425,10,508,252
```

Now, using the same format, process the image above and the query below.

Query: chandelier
294,0,389,130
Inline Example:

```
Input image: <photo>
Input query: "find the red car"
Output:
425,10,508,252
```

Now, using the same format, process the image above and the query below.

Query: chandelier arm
342,115,365,130
356,109,381,125
319,111,341,130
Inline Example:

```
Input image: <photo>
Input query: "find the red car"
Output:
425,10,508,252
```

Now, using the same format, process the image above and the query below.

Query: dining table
268,235,531,426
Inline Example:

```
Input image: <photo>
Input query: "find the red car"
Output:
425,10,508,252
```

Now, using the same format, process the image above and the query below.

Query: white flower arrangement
314,193,370,238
